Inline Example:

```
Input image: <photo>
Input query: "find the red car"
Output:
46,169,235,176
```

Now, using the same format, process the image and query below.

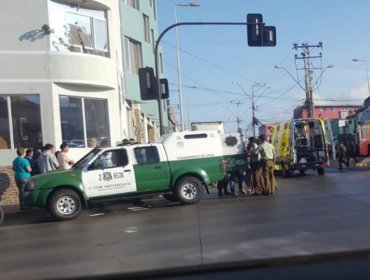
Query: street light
312,64,334,90
174,2,201,131
275,65,314,117
352,58,370,96
184,85,197,130
274,65,306,91
275,64,333,118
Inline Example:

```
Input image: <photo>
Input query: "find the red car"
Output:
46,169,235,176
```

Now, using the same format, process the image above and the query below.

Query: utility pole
230,100,244,133
293,42,323,118
252,87,256,137
251,83,265,137
232,81,266,137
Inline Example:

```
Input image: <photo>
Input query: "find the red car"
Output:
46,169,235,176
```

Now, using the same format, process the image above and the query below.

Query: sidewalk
355,157,370,168
2,204,22,215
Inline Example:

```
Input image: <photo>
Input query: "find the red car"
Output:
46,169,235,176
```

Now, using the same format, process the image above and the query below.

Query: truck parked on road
23,130,242,220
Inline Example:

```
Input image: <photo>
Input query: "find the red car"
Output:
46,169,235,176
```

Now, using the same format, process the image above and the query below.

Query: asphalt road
1,166,370,280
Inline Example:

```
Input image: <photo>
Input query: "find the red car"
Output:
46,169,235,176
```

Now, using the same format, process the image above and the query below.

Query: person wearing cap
258,134,277,195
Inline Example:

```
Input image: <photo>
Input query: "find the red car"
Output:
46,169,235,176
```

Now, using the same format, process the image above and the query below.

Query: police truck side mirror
139,67,158,101
247,13,276,47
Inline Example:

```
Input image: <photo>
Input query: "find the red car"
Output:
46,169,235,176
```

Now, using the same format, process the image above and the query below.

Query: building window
124,37,142,74
50,1,109,57
143,14,150,43
151,29,155,52
159,52,164,73
125,0,140,10
153,0,157,20
0,95,42,149
60,96,110,148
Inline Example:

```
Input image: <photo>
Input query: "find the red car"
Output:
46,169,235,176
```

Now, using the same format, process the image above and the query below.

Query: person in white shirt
57,143,75,170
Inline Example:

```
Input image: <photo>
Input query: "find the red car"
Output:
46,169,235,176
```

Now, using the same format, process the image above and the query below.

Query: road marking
127,207,149,211
89,213,105,217
124,226,138,233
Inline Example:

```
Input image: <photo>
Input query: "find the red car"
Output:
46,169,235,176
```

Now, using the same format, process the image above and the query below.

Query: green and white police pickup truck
23,130,245,220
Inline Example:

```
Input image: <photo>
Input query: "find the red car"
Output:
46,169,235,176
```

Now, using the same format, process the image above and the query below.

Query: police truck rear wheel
317,167,325,175
175,176,202,204
48,189,82,221
163,193,179,202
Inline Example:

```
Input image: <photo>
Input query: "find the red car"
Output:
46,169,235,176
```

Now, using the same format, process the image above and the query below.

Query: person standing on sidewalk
12,147,32,210
39,144,59,173
25,148,33,167
57,142,75,170
347,140,357,165
258,135,277,195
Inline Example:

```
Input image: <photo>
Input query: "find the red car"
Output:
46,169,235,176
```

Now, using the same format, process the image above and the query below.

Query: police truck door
82,148,137,198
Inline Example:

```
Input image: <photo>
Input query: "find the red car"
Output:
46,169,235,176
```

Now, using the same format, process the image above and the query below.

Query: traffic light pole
154,22,250,135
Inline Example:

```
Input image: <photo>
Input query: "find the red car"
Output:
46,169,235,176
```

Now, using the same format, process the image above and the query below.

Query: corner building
0,0,167,165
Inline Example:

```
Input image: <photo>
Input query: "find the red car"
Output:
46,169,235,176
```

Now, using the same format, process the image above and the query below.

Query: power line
162,40,252,82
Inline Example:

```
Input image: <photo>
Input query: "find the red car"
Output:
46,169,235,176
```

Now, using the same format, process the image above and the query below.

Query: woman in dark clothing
31,147,41,176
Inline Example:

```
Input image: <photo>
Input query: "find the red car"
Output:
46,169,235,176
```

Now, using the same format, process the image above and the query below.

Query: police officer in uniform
258,135,277,195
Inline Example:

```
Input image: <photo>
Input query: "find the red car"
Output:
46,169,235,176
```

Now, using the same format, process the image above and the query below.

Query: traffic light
139,67,158,100
247,13,276,47
160,78,169,99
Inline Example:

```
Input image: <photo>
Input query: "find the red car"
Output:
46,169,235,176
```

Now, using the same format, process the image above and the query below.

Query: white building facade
0,0,164,166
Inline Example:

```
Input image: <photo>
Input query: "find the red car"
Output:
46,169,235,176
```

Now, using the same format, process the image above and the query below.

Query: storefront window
0,95,42,149
60,96,84,147
11,96,42,148
60,96,110,148
85,99,110,147
0,97,11,149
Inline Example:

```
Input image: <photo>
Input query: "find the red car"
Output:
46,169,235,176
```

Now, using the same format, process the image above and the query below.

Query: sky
156,0,370,134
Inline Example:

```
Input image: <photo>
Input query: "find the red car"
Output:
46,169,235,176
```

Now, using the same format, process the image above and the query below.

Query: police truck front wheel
317,167,325,175
175,176,202,204
48,189,82,221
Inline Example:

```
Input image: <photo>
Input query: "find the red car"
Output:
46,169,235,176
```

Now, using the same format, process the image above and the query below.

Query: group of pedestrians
12,142,75,209
336,140,357,170
218,134,277,197
246,135,277,196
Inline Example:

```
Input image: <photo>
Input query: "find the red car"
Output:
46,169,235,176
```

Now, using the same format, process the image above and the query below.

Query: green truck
23,130,245,220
